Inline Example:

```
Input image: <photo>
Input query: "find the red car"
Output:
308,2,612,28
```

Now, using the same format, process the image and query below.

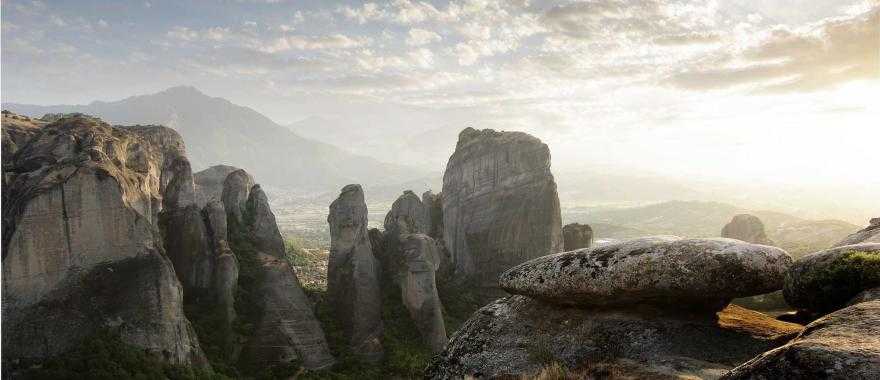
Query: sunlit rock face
327,184,384,362
721,214,775,245
1,114,206,366
562,223,593,251
441,128,563,297
721,301,880,380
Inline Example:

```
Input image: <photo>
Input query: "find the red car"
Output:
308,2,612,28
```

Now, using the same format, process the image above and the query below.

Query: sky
2,0,879,206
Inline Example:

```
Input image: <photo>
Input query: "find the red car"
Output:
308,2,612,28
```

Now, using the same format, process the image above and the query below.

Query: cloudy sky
2,0,879,199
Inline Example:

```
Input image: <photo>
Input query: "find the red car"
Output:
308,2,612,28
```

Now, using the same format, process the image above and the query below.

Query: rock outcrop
721,214,774,245
221,169,255,224
834,217,880,247
398,234,448,353
245,184,285,257
193,164,242,207
1,114,206,365
327,184,384,362
426,296,801,379
384,190,430,238
783,243,880,314
501,237,792,310
562,223,593,250
441,128,563,296
721,300,880,380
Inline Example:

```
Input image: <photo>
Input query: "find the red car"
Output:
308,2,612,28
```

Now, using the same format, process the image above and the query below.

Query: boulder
783,243,880,313
243,253,335,370
721,300,880,380
245,184,285,257
193,164,244,207
1,115,206,365
441,128,563,296
562,223,593,251
221,169,254,224
834,217,880,247
327,184,384,362
425,295,801,379
500,236,792,310
721,214,775,245
399,234,447,353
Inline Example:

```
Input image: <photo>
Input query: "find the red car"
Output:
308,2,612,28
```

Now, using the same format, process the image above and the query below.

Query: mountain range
3,86,426,192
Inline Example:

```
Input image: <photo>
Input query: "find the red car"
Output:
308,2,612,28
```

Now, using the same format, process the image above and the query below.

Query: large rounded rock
425,295,801,379
721,300,880,380
500,236,792,309
783,243,880,313
721,214,774,246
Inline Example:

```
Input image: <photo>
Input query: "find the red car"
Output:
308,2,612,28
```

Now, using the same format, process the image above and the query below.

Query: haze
2,0,878,223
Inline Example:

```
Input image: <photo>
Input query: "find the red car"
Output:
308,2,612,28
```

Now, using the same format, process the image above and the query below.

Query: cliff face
1,113,206,365
441,128,563,295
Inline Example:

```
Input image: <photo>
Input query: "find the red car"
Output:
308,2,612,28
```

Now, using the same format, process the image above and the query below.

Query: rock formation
194,164,242,207
441,128,563,296
221,169,255,224
562,223,593,250
327,184,384,362
245,184,286,256
1,114,206,366
721,214,774,245
783,243,880,314
721,301,880,380
398,234,448,353
501,237,792,310
834,217,880,247
427,235,798,378
384,190,430,238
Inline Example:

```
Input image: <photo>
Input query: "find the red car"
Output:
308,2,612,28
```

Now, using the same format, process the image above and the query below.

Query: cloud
669,6,880,92
405,28,441,46
260,34,370,52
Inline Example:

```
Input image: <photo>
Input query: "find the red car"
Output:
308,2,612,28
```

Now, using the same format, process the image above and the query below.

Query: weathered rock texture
399,234,448,353
425,296,801,379
245,184,285,257
327,184,384,362
221,169,255,224
243,253,336,370
562,223,593,251
784,243,880,314
847,287,880,306
721,300,880,380
834,217,880,247
721,214,775,245
501,236,792,310
1,114,206,365
441,128,563,295
385,190,430,238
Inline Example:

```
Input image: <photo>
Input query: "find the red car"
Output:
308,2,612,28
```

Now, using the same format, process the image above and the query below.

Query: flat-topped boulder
783,243,880,313
721,214,774,246
500,236,792,310
721,300,880,380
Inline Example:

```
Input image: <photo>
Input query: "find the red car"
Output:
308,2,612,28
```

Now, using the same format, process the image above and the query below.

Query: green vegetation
13,331,228,380
814,250,880,300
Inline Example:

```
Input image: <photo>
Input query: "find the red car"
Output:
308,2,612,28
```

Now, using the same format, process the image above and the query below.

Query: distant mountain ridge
4,86,426,192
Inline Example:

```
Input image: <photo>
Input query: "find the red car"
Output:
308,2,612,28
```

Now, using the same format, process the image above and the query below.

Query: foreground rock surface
441,128,563,296
783,243,880,314
327,184,384,362
501,236,792,309
721,214,775,246
721,300,880,380
425,295,801,379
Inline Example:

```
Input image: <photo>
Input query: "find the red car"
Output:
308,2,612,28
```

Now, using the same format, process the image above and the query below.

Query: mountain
3,86,425,192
